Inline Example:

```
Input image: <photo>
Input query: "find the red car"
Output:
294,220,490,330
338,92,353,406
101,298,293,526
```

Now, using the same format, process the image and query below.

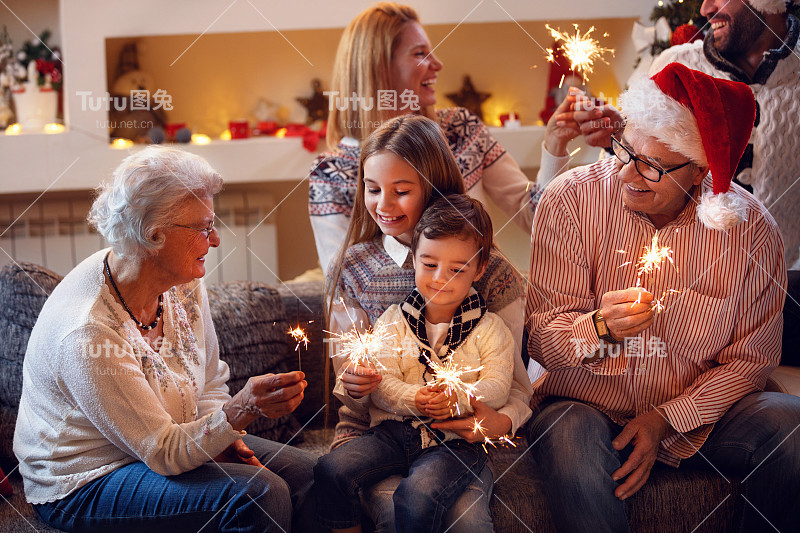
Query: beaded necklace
104,253,163,331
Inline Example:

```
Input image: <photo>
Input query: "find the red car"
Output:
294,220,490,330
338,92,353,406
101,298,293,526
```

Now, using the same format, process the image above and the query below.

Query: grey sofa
1,262,798,532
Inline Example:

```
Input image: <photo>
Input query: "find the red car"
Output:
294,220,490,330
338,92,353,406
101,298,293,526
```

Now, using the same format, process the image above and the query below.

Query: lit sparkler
327,324,394,374
635,233,674,285
423,354,482,416
325,298,397,374
472,417,517,453
287,321,312,371
618,233,681,311
545,24,615,81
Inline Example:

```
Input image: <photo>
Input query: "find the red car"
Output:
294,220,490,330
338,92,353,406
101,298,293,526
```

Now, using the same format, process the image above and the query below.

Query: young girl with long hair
323,114,541,532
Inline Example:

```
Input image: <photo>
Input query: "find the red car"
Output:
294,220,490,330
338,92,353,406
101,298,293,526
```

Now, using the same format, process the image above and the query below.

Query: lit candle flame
545,24,615,81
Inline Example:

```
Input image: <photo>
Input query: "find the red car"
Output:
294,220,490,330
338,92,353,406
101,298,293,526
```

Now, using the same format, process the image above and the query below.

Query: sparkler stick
288,324,311,371
544,24,615,81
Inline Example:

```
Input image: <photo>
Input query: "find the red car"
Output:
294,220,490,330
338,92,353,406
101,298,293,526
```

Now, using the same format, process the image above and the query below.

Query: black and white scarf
400,287,487,380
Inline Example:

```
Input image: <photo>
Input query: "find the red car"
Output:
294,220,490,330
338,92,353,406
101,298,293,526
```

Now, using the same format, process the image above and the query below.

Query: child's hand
423,386,458,420
415,387,436,413
341,361,381,398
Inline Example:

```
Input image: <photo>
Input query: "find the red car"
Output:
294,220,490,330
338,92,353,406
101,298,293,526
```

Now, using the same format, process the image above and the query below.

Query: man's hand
431,397,513,443
611,408,674,500
341,361,381,399
214,439,266,468
599,288,654,341
223,371,307,430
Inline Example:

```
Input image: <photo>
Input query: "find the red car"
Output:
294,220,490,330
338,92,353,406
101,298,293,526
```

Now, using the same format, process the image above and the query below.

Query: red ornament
671,24,703,46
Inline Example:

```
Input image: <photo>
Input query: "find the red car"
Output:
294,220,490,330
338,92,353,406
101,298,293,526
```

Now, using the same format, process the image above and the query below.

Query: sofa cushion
206,281,302,442
0,262,61,461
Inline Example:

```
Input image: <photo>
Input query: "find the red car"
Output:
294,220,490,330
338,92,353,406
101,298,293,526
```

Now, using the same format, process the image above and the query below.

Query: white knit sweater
650,21,800,267
13,249,242,504
369,305,514,442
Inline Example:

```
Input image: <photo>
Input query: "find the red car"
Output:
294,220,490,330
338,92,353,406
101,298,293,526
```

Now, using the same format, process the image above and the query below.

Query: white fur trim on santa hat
620,77,708,167
697,189,748,230
748,0,796,15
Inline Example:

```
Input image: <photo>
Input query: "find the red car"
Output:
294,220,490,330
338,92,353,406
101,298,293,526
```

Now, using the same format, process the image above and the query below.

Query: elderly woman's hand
214,439,266,468
223,371,307,431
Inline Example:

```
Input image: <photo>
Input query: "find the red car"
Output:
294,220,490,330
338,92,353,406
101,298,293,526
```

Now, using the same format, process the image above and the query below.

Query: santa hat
619,63,756,230
749,0,798,15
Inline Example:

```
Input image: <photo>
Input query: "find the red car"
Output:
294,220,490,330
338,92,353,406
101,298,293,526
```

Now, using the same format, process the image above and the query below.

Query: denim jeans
314,419,487,533
34,434,321,533
361,462,494,533
525,392,800,533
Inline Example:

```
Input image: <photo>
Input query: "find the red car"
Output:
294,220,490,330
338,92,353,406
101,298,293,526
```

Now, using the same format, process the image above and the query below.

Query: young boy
314,194,515,533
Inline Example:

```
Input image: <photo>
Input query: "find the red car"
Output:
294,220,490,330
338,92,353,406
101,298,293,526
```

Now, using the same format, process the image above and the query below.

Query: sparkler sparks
545,24,615,81
326,321,394,374
635,233,674,284
472,417,517,453
423,355,482,416
287,322,312,371
288,325,310,351
618,233,681,311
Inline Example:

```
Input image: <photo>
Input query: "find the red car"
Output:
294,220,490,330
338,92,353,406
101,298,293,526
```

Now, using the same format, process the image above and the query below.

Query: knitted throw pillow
0,262,62,462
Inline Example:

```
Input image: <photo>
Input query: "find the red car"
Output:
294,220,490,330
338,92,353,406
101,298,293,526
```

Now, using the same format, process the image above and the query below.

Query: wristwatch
593,310,620,344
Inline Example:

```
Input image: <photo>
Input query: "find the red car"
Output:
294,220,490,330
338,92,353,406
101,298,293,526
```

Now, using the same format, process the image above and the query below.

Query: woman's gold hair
326,2,427,149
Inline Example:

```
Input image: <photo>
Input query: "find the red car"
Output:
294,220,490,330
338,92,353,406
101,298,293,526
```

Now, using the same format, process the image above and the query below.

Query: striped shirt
526,157,786,465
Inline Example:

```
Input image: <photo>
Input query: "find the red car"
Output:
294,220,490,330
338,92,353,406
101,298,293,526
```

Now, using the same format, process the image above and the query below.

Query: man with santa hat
525,63,800,532
651,0,800,268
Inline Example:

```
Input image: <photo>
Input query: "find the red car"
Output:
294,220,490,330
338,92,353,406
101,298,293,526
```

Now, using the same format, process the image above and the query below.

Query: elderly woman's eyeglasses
174,220,216,238
611,136,692,183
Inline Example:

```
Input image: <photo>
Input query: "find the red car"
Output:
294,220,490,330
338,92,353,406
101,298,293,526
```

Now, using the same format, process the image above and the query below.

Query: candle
504,111,520,129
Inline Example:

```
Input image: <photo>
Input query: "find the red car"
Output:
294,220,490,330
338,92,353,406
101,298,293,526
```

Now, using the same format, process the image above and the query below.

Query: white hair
619,75,708,167
88,145,223,258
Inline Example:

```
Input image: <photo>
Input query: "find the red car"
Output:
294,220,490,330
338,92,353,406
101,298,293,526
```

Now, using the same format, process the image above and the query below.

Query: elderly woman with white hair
13,146,320,533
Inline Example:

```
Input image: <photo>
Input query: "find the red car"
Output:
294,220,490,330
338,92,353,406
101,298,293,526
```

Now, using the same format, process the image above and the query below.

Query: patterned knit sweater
650,15,800,267
330,236,533,447
369,305,514,443
308,107,544,273
14,249,242,504
339,238,523,325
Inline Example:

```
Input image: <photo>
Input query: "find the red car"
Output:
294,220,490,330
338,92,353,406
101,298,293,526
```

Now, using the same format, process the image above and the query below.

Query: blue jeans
361,462,494,533
525,392,800,533
314,419,487,533
34,434,321,533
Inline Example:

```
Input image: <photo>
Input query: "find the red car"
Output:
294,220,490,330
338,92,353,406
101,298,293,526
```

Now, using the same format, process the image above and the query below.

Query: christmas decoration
647,1,707,60
109,43,167,142
446,76,491,121
671,23,703,46
297,78,329,125
1,26,64,129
